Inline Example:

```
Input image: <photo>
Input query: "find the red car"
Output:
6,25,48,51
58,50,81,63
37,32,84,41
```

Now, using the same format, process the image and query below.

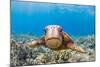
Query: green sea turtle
25,25,85,53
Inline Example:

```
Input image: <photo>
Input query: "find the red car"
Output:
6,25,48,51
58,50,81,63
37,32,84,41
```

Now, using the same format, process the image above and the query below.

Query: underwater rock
33,53,47,64
10,34,95,66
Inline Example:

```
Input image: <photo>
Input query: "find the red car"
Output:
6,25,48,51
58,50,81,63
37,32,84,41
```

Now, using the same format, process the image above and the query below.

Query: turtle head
44,25,63,49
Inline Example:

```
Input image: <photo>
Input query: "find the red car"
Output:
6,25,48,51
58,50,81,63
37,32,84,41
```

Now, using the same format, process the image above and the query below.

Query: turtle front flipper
62,32,85,53
66,43,85,53
25,36,45,48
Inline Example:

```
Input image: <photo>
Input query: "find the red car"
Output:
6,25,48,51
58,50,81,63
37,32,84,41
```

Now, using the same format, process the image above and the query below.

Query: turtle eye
44,29,47,33
44,28,48,33
59,27,62,32
44,29,46,33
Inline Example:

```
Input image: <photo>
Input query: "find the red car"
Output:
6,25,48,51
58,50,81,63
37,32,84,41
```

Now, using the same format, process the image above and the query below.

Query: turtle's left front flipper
66,43,85,53
62,32,85,53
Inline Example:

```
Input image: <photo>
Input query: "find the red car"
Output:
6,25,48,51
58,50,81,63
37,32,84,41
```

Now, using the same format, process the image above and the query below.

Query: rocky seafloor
10,34,95,66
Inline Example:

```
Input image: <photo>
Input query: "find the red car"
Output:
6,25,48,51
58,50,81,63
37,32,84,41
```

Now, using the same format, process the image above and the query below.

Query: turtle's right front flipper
24,36,45,48
26,40,39,48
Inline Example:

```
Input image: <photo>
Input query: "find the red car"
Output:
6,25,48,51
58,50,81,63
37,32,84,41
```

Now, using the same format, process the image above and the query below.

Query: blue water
11,1,95,36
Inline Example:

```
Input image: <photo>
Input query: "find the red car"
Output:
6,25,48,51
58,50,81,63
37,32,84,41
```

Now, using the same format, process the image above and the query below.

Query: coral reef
10,34,95,66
